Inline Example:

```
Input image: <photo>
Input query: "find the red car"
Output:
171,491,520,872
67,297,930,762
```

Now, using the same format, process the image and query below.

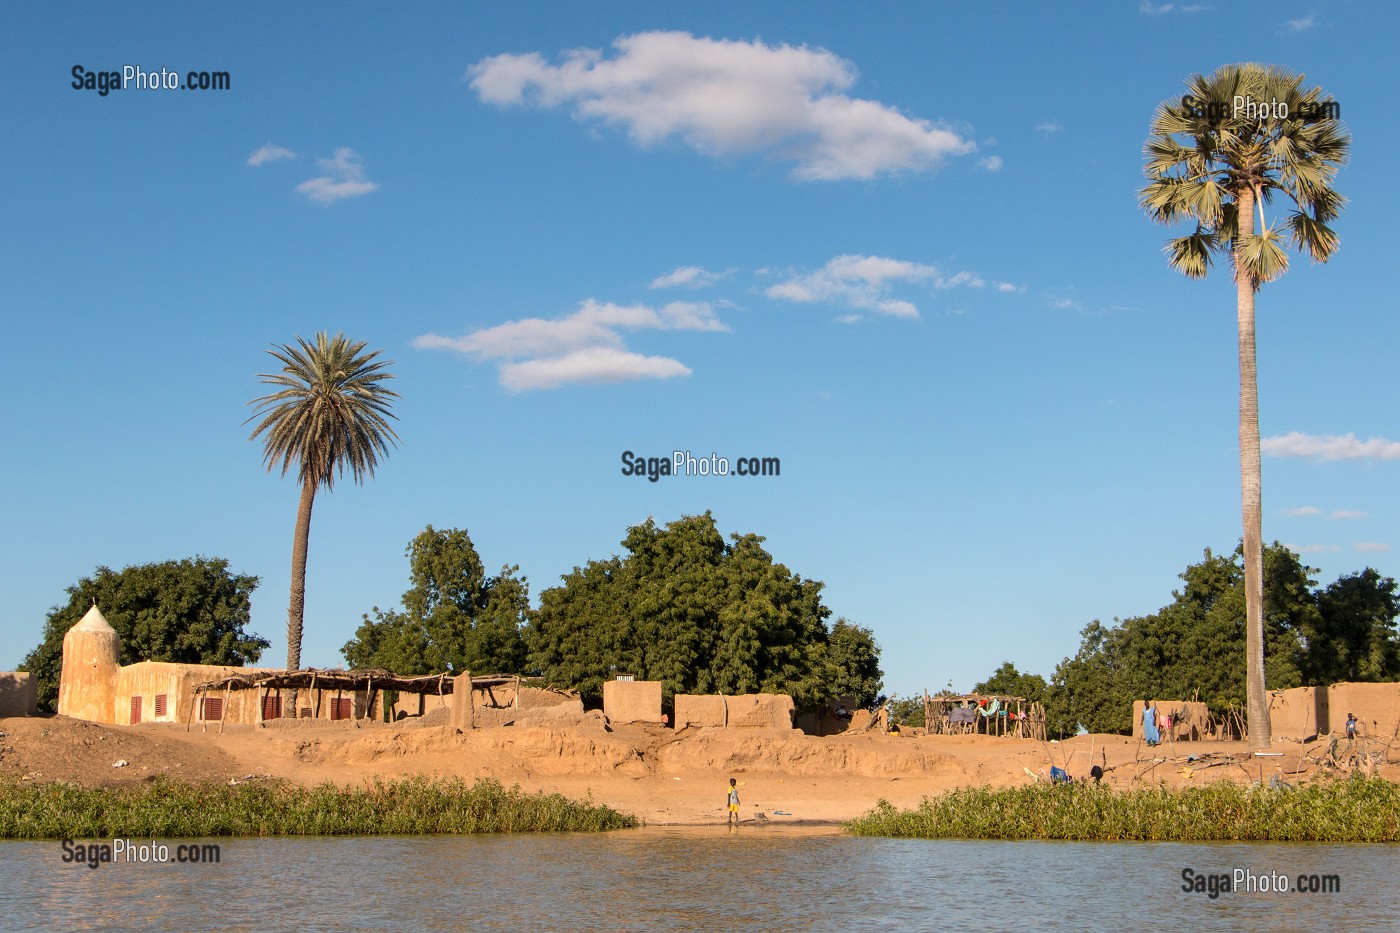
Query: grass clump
844,777,1400,842
0,776,638,839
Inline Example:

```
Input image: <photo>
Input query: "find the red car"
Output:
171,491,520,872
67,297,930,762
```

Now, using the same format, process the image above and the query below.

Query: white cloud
414,299,726,391
500,348,691,391
1329,509,1368,520
1034,121,1063,135
1262,432,1400,461
994,281,1024,293
650,265,728,289
295,148,379,204
1290,543,1341,554
1048,296,1079,310
1283,505,1322,517
936,270,985,290
765,254,984,321
1354,542,1391,553
246,143,297,167
1285,15,1316,32
468,31,975,180
979,155,1004,172
1139,1,1210,12
658,300,730,331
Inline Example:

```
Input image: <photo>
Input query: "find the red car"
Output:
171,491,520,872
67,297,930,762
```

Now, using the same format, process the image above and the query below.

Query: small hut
924,692,1046,740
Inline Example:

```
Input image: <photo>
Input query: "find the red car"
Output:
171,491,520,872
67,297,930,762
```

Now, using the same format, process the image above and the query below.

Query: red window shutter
331,698,352,721
262,696,282,720
154,694,168,718
202,697,224,721
130,696,142,724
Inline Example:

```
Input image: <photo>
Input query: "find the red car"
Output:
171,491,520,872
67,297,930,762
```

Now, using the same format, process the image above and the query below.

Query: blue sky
4,2,1398,700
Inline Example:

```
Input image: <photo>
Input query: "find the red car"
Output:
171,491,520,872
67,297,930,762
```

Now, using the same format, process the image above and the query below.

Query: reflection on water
2,829,1397,932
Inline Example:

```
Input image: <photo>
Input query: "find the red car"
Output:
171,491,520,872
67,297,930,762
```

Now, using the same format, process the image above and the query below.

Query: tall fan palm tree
247,332,400,672
1140,64,1348,749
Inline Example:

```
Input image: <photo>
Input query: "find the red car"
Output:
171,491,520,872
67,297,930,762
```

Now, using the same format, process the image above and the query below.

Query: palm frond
1237,228,1291,285
1286,211,1341,262
1165,229,1219,279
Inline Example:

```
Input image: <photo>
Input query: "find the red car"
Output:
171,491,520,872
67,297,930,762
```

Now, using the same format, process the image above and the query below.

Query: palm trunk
1236,186,1271,750
286,475,317,717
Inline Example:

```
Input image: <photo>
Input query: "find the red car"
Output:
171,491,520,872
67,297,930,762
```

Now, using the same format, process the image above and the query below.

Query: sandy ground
3,715,1396,827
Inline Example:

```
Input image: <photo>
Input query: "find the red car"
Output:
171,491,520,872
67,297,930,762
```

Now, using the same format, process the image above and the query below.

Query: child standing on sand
726,777,740,826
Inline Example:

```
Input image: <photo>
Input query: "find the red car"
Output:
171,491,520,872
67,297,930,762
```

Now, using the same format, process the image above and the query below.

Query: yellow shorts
728,803,739,812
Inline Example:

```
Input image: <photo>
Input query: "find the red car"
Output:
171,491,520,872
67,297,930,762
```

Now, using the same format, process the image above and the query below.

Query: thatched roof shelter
925,692,1045,740
187,668,564,731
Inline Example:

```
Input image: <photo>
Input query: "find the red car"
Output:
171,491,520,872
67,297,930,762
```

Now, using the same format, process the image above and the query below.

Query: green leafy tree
19,558,267,712
887,696,925,728
1045,621,1126,737
1308,570,1400,684
975,661,1048,705
1141,64,1349,748
342,526,528,675
528,512,882,708
246,332,399,671
825,619,883,709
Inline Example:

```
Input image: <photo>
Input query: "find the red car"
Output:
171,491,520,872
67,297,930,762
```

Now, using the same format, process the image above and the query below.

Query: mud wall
1324,682,1400,737
0,672,37,717
117,662,279,726
674,693,795,729
1266,687,1325,741
674,694,726,728
603,680,663,724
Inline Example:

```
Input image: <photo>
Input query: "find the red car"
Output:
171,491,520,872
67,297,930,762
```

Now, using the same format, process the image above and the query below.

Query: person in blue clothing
1142,700,1160,746
726,777,740,826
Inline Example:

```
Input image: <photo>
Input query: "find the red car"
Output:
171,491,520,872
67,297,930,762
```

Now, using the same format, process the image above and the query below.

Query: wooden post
219,684,231,734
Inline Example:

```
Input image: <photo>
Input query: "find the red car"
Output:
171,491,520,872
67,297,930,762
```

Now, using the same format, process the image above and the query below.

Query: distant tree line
19,515,881,716
963,544,1400,737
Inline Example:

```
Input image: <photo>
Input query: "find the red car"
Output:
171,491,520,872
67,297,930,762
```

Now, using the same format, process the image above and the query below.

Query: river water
2,828,1396,932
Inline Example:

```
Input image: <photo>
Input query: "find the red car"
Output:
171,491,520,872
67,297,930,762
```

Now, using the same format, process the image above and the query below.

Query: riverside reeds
0,776,638,839
845,777,1400,842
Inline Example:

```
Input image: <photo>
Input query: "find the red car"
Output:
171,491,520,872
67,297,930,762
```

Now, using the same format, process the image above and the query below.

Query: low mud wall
603,680,663,724
0,672,37,717
675,693,795,729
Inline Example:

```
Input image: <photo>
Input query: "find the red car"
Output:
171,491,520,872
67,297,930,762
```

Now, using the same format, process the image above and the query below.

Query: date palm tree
247,332,400,673
1140,64,1348,749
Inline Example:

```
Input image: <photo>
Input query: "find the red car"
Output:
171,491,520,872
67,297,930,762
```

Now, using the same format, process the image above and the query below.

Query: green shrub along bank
845,778,1400,842
0,776,639,839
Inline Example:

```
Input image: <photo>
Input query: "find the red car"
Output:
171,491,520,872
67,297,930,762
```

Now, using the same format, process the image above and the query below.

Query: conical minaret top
71,602,116,634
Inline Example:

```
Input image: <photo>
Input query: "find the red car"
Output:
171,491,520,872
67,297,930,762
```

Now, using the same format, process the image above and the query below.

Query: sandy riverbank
3,715,1391,828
